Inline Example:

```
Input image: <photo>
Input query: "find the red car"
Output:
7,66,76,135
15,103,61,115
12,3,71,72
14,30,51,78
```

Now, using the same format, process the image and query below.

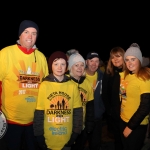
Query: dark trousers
111,115,123,150
72,119,102,150
120,119,147,150
0,138,7,150
2,123,39,150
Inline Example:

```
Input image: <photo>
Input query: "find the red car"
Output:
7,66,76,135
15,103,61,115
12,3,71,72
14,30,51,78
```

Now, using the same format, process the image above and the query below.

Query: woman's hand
123,126,132,137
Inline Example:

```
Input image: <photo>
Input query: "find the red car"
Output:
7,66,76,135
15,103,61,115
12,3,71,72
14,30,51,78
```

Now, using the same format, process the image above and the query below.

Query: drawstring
34,51,36,63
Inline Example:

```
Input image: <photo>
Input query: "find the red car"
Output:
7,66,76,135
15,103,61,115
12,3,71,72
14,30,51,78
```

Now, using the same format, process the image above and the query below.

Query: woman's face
71,62,85,79
125,56,140,73
111,53,124,68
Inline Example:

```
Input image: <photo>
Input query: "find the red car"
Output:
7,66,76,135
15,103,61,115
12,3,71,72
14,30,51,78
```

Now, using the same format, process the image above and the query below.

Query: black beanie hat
18,20,39,37
48,51,68,73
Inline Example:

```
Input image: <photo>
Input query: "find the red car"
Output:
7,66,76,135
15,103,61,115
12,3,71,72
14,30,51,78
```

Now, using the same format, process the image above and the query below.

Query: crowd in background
0,19,150,150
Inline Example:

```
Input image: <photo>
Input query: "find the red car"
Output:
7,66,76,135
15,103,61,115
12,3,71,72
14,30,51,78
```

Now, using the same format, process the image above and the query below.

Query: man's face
19,27,37,50
86,57,100,73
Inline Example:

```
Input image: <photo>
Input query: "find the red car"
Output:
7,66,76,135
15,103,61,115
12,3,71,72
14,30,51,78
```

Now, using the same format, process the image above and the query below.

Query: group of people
0,19,150,150
102,44,150,150
0,20,104,150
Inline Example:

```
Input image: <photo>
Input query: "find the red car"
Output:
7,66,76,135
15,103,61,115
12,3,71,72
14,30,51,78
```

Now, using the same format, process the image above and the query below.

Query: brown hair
124,61,150,81
106,47,126,76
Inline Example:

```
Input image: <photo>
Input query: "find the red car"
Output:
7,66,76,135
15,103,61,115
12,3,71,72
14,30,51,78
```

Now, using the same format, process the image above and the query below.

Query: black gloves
62,132,79,149
36,135,47,150
85,121,95,134
66,132,78,146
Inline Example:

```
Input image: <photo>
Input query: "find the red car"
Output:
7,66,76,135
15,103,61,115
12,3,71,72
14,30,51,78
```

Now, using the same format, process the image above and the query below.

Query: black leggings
120,119,147,150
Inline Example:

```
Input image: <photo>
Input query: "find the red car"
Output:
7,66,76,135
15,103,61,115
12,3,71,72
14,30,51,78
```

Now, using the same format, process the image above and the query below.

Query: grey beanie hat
18,20,39,37
124,45,142,64
66,49,79,57
68,53,85,70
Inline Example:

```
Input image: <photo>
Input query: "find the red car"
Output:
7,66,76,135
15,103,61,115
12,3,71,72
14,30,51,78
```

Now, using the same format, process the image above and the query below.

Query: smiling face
52,58,66,81
19,27,37,50
86,57,100,75
111,53,124,68
70,61,85,80
125,56,140,73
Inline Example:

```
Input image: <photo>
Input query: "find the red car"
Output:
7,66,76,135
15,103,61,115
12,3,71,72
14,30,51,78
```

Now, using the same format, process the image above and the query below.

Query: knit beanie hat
66,49,79,57
124,44,143,64
68,53,85,70
48,51,68,72
18,20,39,37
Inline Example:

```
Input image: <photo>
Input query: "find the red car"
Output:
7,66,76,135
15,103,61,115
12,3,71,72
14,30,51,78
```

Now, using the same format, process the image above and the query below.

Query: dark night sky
0,3,149,61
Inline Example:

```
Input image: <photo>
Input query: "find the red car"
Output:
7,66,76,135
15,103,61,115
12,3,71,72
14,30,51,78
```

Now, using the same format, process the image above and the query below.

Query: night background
0,3,149,62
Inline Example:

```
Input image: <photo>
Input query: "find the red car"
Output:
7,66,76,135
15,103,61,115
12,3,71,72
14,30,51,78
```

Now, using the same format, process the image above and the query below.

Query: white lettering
22,83,38,88
48,117,69,123
19,90,26,95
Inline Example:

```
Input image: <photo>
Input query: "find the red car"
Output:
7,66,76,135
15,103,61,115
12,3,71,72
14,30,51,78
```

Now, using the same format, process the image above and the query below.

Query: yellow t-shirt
0,44,49,124
71,78,94,129
120,72,150,125
36,80,82,150
86,72,98,91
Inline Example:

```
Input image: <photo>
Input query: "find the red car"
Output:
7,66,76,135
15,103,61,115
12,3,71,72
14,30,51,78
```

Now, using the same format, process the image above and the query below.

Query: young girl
33,51,83,150
120,43,150,150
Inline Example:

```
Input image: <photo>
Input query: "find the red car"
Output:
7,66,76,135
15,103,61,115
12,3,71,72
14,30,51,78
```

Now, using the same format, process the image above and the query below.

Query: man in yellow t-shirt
0,20,49,150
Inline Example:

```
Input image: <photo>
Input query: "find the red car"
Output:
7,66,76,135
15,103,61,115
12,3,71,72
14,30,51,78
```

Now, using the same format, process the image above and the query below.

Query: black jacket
102,67,122,119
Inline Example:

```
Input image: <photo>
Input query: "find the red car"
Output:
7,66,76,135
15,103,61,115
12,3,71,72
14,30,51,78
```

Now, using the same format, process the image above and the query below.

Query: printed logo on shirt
17,66,40,89
78,87,87,106
49,126,67,135
0,111,7,139
120,78,128,100
46,91,71,124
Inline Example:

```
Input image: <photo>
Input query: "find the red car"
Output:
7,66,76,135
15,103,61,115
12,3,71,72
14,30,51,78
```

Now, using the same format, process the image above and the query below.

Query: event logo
0,111,7,139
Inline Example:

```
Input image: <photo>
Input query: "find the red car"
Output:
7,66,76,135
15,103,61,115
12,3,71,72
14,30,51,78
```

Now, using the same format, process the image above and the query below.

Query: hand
65,132,78,146
123,126,132,137
85,121,95,134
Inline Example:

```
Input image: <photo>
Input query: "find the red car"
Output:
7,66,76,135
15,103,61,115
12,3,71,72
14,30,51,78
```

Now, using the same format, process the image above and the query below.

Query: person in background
120,43,150,150
33,51,83,150
99,59,106,73
142,56,150,67
85,51,105,150
0,20,49,150
102,46,126,150
66,53,94,150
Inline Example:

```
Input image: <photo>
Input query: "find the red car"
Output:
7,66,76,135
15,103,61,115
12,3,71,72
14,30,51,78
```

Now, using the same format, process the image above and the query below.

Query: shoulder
119,71,125,77
35,49,46,57
0,44,16,52
97,69,103,79
0,44,17,59
34,49,47,63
